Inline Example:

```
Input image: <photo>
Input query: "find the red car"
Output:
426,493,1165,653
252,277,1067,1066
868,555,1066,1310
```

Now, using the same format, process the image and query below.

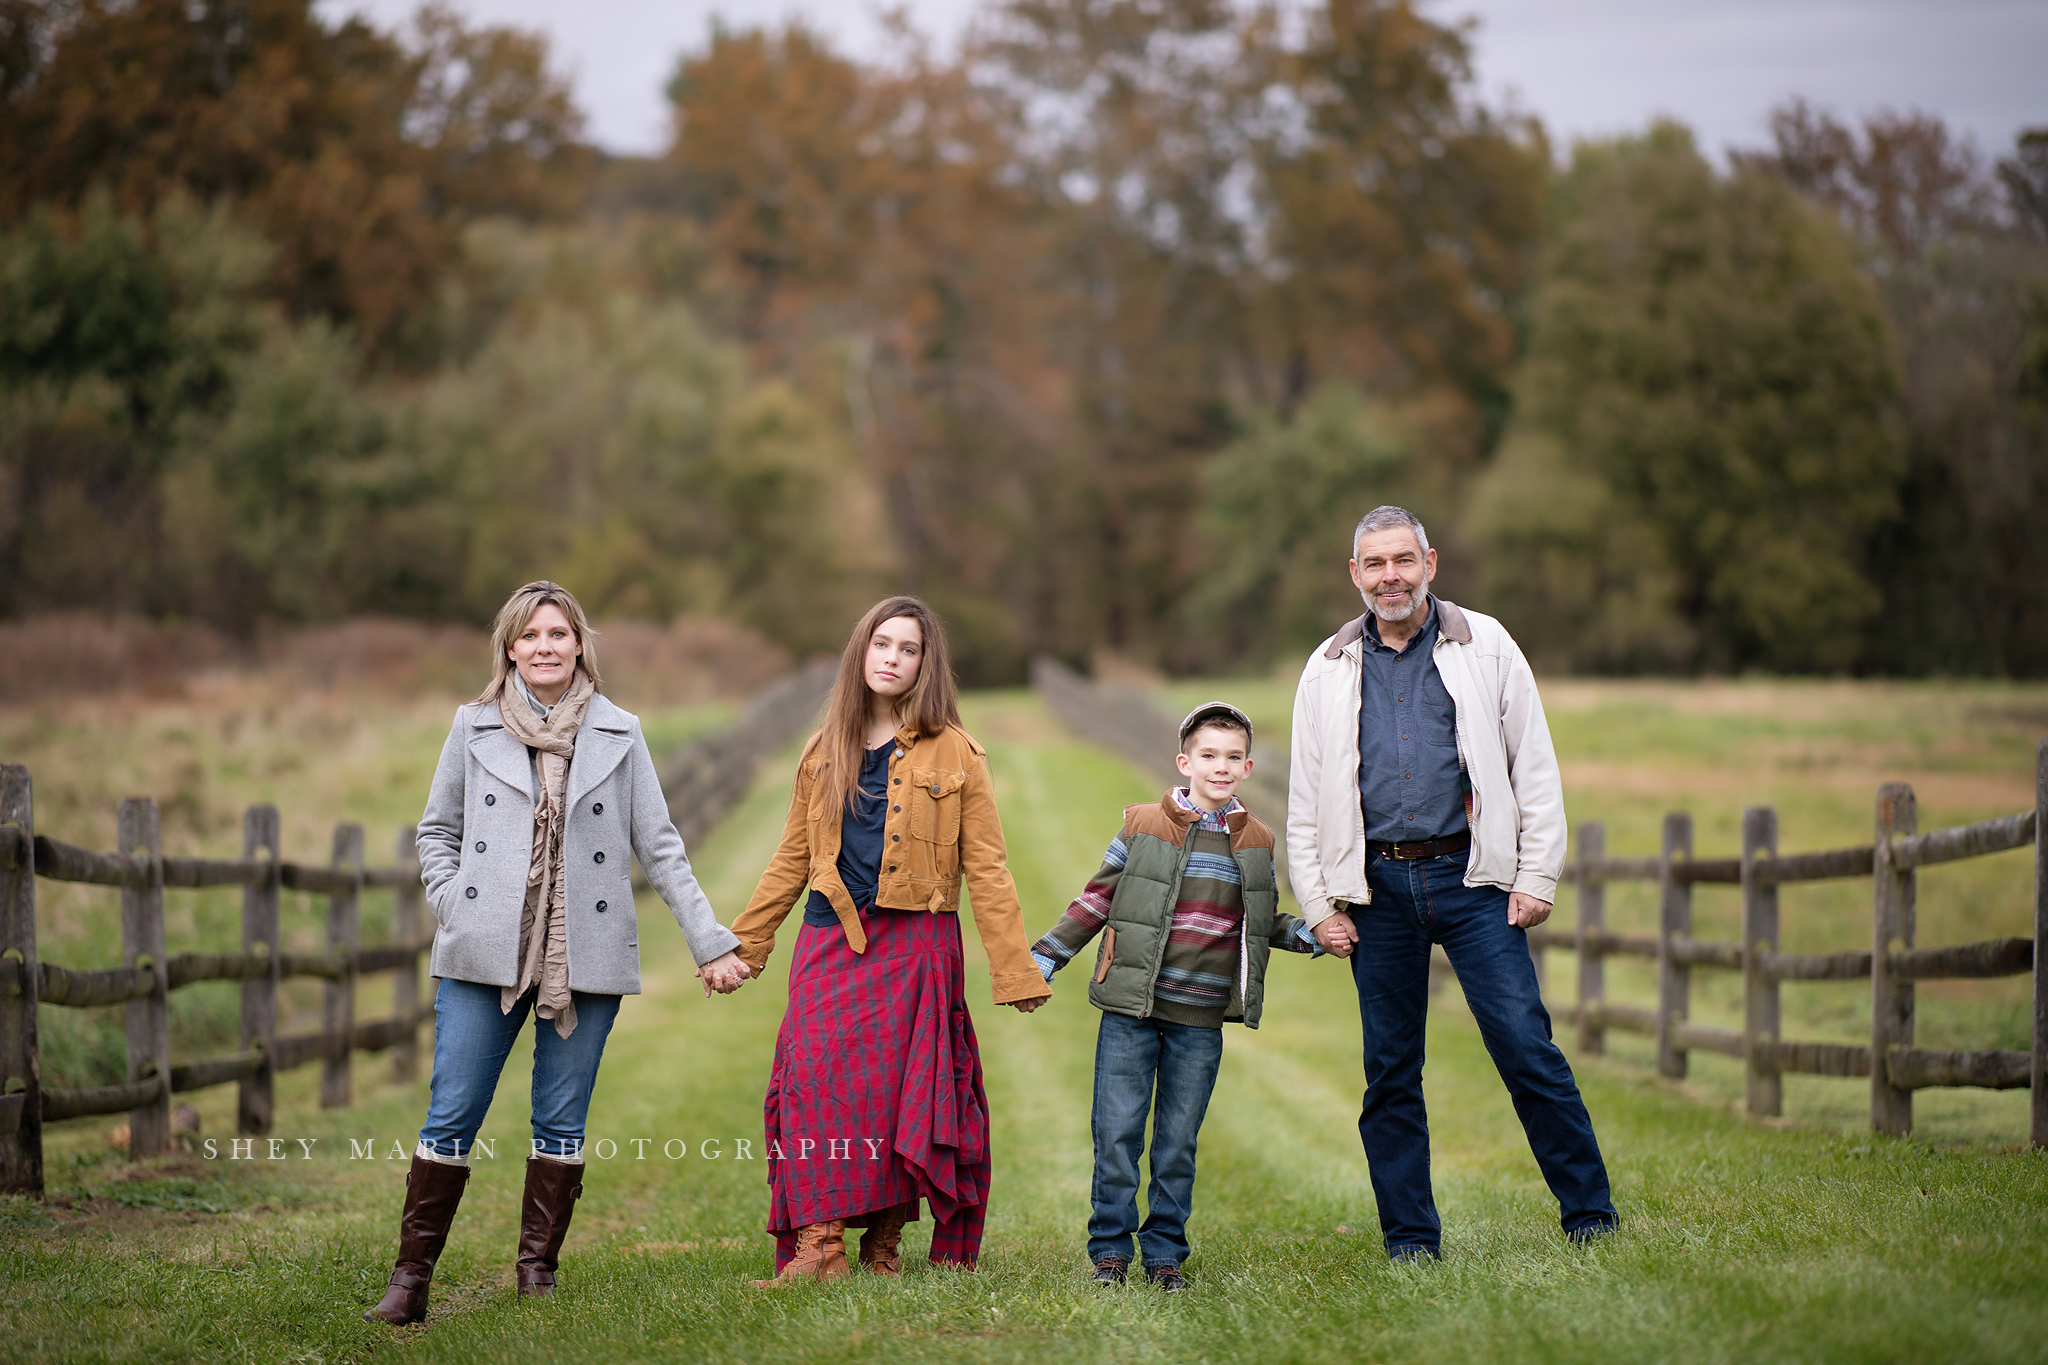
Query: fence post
391,825,422,1085
1871,782,1916,1136
1656,812,1693,1079
2031,740,2045,1149
238,805,280,1136
323,823,363,1109
1576,822,1606,1055
119,797,172,1159
1742,805,1781,1117
0,765,42,1195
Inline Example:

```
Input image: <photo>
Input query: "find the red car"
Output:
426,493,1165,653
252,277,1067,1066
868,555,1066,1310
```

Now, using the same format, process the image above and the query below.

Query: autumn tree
1255,0,1548,416
668,22,1073,676
0,0,587,360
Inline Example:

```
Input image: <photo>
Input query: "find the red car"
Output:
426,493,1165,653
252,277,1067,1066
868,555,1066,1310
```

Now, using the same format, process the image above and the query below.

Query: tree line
3,0,2043,678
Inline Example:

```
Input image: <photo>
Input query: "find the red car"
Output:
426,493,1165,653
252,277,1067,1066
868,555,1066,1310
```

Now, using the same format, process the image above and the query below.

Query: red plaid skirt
764,906,991,1268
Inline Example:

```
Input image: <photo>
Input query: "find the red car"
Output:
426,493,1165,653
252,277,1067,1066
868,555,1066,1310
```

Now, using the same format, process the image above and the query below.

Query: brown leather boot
857,1201,913,1276
748,1221,850,1287
364,1156,471,1325
516,1157,585,1298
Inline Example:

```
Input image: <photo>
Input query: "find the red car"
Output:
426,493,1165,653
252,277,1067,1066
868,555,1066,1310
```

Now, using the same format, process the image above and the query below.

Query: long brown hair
473,581,604,705
815,596,959,815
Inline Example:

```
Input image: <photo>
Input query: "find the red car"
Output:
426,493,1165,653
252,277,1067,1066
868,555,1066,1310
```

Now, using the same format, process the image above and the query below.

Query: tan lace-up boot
857,1202,913,1276
748,1221,850,1288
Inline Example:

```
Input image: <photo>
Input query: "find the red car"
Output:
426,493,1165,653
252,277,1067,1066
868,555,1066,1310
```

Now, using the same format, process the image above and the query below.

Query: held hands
1313,913,1358,958
697,951,752,998
1009,993,1049,1014
1507,893,1553,929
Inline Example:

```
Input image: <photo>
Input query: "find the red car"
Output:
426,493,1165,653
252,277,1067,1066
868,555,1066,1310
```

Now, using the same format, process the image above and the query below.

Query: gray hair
1351,505,1430,559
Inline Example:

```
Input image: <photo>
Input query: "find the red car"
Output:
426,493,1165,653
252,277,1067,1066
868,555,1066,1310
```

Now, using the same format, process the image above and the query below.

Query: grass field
2,680,2045,1363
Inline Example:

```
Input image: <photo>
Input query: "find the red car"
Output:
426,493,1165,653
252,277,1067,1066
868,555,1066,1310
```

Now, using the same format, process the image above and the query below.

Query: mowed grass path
3,688,2047,1363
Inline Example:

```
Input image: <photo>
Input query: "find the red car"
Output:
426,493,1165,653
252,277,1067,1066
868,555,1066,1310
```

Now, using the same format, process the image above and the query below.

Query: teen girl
730,595,1049,1282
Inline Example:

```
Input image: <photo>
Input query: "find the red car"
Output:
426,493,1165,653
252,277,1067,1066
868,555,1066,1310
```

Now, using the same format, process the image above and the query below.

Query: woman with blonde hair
366,580,751,1325
731,595,1050,1284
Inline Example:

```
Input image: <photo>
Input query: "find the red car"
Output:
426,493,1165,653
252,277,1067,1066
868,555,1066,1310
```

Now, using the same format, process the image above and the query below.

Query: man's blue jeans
418,977,621,1160
1345,848,1615,1255
1088,1010,1224,1267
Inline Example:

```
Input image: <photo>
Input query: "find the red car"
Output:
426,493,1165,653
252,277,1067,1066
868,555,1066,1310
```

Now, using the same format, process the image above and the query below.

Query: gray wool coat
417,692,740,995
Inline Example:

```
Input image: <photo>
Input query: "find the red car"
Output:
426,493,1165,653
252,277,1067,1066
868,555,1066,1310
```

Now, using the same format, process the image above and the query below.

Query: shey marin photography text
198,1135,893,1163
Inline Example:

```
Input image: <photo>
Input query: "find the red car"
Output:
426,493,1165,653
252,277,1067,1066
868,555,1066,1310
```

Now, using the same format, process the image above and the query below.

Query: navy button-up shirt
803,743,891,926
1357,598,1468,843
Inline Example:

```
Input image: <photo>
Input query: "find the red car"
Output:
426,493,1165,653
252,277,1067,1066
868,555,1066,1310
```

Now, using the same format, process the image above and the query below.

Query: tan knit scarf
498,668,595,1038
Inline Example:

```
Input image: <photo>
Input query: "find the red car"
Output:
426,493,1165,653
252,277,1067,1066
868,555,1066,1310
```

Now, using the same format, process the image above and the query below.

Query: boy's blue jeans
418,977,621,1160
1088,1010,1224,1268
1347,847,1615,1256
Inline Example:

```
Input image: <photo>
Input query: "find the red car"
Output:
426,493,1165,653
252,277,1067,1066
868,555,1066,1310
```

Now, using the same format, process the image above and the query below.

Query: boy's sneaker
1144,1263,1185,1293
1090,1256,1128,1286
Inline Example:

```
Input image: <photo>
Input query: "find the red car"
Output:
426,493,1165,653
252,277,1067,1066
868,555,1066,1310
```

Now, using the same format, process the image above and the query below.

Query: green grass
2,685,2046,1362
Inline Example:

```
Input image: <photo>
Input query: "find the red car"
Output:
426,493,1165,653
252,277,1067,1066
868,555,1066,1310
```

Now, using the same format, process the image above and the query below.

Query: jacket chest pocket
908,767,964,844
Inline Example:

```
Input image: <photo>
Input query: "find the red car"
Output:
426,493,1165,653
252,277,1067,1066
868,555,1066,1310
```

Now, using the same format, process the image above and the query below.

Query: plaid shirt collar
1171,786,1242,833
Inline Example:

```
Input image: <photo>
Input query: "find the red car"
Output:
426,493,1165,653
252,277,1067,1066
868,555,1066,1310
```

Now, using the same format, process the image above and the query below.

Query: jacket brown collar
1323,595,1472,659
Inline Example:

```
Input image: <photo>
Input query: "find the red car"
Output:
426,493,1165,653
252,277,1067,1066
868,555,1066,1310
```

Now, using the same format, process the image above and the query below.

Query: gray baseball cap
1177,700,1254,746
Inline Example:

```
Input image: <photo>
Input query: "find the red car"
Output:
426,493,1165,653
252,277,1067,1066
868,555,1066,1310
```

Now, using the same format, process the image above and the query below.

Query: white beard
1362,582,1427,622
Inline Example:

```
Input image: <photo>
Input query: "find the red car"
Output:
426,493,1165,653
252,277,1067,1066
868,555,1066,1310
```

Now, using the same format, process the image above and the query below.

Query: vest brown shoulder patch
1123,801,1189,847
1231,814,1278,852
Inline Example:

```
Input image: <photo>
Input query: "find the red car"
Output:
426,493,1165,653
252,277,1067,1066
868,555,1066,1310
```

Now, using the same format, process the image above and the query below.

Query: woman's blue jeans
1345,848,1615,1255
418,977,621,1160
1088,1010,1224,1267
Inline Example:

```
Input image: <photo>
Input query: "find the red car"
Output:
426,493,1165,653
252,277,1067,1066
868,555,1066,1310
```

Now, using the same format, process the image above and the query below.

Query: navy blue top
1357,598,1468,843
803,743,892,927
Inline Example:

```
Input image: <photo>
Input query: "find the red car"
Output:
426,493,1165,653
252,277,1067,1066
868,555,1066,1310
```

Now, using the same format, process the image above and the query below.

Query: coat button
465,887,477,899
887,865,896,873
485,794,496,806
892,777,901,785
594,851,605,864
892,804,901,812
891,834,900,842
931,785,943,797
593,802,603,814
596,900,608,913
475,841,486,852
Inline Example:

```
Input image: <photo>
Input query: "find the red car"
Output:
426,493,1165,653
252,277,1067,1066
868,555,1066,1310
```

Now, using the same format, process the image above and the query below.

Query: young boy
1030,701,1320,1291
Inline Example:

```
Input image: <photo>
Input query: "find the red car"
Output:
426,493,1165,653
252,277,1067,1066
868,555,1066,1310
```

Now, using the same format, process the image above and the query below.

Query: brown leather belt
1368,830,1471,861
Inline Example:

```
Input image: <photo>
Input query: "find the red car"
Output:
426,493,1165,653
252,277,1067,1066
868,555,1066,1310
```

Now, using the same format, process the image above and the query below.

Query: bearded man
1288,504,1617,1260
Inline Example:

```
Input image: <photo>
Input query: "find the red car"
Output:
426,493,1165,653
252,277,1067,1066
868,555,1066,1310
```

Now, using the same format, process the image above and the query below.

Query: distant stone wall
659,660,836,850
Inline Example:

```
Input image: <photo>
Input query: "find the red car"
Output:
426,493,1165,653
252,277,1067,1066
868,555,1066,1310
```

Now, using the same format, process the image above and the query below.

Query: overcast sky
319,0,2044,162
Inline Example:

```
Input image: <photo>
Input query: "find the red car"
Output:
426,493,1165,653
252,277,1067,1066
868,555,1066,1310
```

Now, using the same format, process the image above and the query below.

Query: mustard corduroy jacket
731,721,1050,1006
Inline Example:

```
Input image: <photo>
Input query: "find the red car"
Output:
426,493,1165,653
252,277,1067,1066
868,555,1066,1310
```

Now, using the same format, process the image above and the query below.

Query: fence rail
1534,740,2046,1145
0,762,434,1194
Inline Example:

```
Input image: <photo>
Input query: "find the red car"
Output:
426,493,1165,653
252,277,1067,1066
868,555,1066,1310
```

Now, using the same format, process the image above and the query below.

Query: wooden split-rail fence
1526,742,2046,1145
0,768,431,1196
0,661,838,1198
